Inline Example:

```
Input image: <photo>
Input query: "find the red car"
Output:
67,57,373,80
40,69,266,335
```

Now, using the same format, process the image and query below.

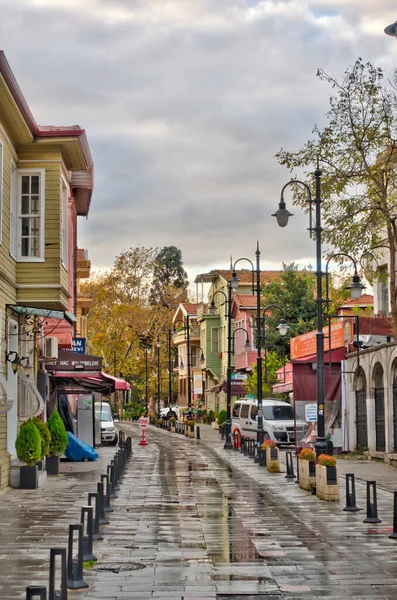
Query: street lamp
156,339,161,418
385,20,397,37
173,318,192,419
232,327,251,354
325,253,365,304
273,169,328,455
138,335,152,415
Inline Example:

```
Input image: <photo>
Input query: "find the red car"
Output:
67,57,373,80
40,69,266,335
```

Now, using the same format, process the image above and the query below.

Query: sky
0,0,396,288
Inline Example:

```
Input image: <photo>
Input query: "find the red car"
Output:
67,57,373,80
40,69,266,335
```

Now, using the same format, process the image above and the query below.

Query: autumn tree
276,58,397,337
244,353,286,398
150,246,189,308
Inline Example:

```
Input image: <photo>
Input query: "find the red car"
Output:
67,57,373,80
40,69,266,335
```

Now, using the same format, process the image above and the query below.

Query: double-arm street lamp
273,167,364,455
173,318,192,419
138,334,152,415
156,339,161,418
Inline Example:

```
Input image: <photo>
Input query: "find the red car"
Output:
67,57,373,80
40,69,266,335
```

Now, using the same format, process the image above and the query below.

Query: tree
150,246,189,308
276,58,397,337
260,263,317,358
244,353,286,398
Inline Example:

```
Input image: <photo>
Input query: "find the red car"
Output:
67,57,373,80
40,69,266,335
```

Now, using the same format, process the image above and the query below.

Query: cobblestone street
2,424,397,599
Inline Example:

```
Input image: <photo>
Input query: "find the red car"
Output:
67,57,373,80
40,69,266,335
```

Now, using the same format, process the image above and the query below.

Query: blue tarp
65,432,98,461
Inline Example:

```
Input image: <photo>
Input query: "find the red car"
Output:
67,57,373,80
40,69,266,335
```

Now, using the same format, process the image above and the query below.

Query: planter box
170,424,176,433
316,464,339,501
187,425,195,438
299,459,316,491
19,465,47,489
212,421,219,430
266,447,280,472
46,455,59,476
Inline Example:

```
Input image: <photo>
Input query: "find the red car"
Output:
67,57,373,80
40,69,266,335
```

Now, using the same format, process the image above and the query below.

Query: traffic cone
139,429,148,446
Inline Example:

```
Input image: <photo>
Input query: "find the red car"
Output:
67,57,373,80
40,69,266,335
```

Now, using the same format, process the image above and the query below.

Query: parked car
100,410,118,446
160,404,178,419
231,398,308,447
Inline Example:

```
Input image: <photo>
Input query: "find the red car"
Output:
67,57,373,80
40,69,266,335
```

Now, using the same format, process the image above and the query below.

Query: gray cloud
1,0,396,283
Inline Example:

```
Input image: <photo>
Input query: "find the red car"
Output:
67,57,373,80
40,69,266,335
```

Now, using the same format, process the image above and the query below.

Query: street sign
72,337,86,354
305,403,318,422
139,417,148,428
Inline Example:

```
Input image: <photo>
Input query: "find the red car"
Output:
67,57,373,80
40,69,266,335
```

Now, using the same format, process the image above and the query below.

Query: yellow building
0,51,94,491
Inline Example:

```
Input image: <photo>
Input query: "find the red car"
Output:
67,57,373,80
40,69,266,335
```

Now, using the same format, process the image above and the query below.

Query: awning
44,318,73,349
7,304,76,325
100,372,130,391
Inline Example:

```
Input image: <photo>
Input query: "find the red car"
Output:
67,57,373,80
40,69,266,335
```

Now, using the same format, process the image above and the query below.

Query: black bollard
196,426,200,440
97,481,109,525
295,454,300,484
389,492,397,539
112,457,120,490
81,506,97,562
101,473,113,513
258,447,267,467
363,481,382,523
343,473,361,512
107,464,118,499
67,524,89,590
285,451,296,479
88,492,103,541
49,548,67,600
26,586,47,599
221,425,225,440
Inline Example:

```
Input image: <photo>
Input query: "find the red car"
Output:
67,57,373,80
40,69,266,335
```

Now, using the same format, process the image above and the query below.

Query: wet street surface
2,424,397,599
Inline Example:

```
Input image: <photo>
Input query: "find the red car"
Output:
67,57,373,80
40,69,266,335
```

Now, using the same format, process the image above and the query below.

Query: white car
100,410,118,446
160,404,178,419
232,398,308,446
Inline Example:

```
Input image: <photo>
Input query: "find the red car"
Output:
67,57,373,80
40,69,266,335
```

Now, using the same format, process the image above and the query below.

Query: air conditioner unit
43,336,58,359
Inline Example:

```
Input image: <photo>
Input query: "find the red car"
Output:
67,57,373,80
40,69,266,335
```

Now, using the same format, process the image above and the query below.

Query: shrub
317,454,337,468
15,421,42,466
218,409,227,425
299,447,316,462
261,439,276,449
170,416,176,423
267,460,280,473
46,408,69,457
188,420,194,426
208,409,215,423
32,417,51,458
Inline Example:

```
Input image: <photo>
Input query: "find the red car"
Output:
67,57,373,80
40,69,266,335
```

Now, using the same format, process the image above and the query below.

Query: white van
231,398,308,446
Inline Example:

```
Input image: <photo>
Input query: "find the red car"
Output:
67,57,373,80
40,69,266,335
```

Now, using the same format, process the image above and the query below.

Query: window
377,265,389,315
263,405,295,420
17,169,45,260
250,405,258,421
232,403,241,418
211,327,219,354
61,177,68,267
240,404,249,419
9,160,17,257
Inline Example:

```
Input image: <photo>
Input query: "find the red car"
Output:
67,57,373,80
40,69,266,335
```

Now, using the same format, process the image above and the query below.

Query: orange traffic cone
138,428,148,446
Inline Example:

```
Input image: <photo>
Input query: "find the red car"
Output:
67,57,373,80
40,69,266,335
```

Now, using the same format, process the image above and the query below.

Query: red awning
101,372,130,390
44,318,73,348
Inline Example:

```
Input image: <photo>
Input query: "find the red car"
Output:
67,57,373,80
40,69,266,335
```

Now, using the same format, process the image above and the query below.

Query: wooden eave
0,74,33,146
34,136,88,170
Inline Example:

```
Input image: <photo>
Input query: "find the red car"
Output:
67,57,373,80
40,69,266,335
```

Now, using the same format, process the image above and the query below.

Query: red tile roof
233,294,257,308
182,303,197,315
340,294,373,306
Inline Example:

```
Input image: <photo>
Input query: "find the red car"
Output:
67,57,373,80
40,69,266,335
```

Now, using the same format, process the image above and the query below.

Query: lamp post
324,253,365,305
156,339,161,418
173,318,192,419
260,305,289,393
168,328,172,408
209,279,239,449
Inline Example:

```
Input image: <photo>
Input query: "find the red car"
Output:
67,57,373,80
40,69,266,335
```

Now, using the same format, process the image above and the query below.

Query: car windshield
263,405,294,420
101,412,113,422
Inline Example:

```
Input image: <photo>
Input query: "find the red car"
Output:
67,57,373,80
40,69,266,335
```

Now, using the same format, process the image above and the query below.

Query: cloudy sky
1,0,396,286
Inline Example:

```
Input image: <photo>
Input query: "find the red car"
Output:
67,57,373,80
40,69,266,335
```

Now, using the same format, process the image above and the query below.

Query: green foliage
244,352,286,397
32,417,51,458
46,408,69,457
276,58,397,336
15,421,42,466
218,409,227,425
150,246,189,308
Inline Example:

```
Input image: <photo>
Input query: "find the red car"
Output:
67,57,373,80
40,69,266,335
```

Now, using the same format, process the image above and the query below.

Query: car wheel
263,432,270,441
167,411,177,419
110,434,118,446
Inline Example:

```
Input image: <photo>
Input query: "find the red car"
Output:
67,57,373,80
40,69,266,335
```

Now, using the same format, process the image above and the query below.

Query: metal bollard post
97,481,109,525
112,457,120,490
49,548,67,600
81,505,97,562
26,586,47,599
107,464,118,499
101,473,113,513
258,446,267,467
363,481,382,523
389,492,397,539
343,473,361,512
196,426,200,440
67,524,89,590
285,451,295,479
295,454,300,484
88,492,103,541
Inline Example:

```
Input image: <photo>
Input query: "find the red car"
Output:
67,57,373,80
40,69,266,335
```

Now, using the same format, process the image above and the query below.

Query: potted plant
32,417,51,469
218,409,227,437
15,421,42,488
316,454,339,501
298,447,316,491
170,416,176,432
262,439,280,471
46,408,69,476
213,412,219,430
187,420,195,438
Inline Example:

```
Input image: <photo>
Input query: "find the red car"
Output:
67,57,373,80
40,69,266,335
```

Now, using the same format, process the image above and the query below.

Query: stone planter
187,424,195,438
170,423,176,433
316,464,339,501
19,465,47,489
266,446,280,471
46,455,59,476
298,459,316,491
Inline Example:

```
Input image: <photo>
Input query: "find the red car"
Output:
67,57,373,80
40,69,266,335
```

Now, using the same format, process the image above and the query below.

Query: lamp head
277,318,289,337
200,354,205,365
385,20,397,37
244,339,251,351
209,301,217,315
180,360,184,369
230,271,240,290
272,199,294,228
346,273,365,300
